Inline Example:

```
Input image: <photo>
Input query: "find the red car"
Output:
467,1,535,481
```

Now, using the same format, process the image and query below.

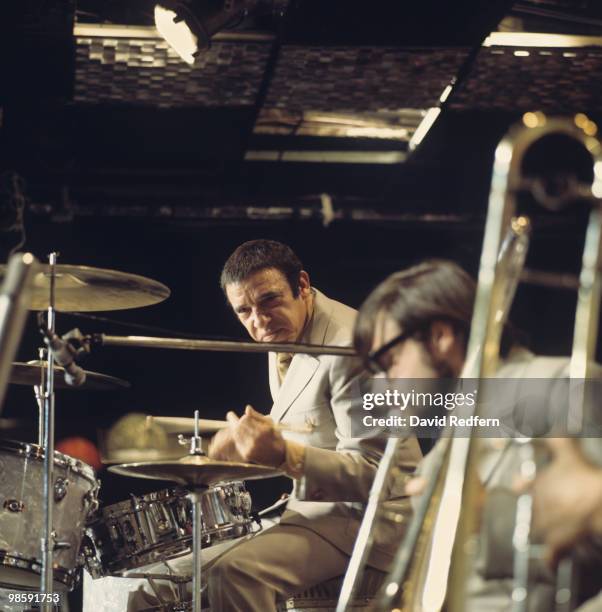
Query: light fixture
154,0,255,64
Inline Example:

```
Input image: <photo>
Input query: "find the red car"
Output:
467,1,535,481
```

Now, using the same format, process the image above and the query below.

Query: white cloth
83,521,275,612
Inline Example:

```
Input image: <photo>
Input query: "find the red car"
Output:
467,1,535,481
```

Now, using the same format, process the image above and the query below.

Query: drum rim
0,550,78,591
99,482,249,516
0,439,97,482
86,520,256,578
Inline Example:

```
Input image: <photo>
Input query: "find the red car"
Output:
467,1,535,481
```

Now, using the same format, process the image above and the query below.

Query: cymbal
108,454,281,486
0,264,170,311
10,361,130,391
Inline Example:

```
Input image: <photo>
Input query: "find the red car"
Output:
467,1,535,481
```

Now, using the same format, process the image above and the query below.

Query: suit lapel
271,354,320,423
270,290,333,423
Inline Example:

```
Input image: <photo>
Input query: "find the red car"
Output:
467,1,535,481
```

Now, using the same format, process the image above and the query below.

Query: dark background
2,0,600,500
1,2,602,606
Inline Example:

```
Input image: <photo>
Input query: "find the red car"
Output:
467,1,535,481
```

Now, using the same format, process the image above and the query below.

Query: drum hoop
0,439,97,483
95,521,255,578
121,539,192,565
100,482,248,518
0,551,78,590
203,522,254,540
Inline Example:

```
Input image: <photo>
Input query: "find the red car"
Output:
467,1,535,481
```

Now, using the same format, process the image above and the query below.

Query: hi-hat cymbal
108,454,281,486
0,264,170,311
10,361,130,391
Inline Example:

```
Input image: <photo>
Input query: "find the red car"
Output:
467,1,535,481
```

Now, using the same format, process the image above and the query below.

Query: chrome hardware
3,499,25,513
54,477,69,502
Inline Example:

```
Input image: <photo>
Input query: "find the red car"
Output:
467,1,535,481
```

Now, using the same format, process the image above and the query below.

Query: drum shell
0,439,99,590
83,482,254,578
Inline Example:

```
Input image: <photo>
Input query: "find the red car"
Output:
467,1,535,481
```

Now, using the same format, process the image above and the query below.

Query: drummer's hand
207,425,244,463
229,405,286,467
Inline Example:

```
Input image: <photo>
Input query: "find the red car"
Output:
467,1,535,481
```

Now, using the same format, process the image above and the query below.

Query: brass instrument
353,114,602,612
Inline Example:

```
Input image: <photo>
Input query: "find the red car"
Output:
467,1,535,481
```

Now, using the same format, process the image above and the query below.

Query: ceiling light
154,0,252,64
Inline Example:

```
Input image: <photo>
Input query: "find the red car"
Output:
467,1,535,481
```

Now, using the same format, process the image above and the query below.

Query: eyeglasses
365,328,416,375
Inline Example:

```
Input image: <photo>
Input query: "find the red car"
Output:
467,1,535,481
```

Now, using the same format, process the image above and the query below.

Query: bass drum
0,439,99,590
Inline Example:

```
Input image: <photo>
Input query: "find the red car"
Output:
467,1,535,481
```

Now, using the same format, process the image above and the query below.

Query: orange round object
56,437,102,470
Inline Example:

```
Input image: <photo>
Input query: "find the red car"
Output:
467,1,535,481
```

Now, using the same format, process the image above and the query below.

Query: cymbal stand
34,347,47,445
187,410,206,612
41,252,58,612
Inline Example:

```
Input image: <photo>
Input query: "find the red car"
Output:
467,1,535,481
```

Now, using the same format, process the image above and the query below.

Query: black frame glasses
365,328,416,375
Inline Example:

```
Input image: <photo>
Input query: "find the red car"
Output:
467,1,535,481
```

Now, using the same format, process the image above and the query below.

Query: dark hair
220,240,304,297
354,260,477,361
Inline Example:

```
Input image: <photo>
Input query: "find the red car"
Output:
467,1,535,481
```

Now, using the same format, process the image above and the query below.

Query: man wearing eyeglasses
354,259,476,381
206,239,421,612
353,259,602,612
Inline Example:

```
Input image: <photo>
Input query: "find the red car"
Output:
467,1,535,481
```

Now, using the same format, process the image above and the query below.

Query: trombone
447,113,602,612
338,113,602,612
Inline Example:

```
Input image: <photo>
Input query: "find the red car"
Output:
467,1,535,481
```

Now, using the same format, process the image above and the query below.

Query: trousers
207,523,350,612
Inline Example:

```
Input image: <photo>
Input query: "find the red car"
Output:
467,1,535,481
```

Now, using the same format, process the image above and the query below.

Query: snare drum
0,439,99,591
83,482,256,578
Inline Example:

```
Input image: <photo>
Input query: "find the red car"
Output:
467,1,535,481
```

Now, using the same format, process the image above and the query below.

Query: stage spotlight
154,0,252,64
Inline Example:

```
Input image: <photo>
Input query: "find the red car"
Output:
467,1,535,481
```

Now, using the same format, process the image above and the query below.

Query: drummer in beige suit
207,239,421,611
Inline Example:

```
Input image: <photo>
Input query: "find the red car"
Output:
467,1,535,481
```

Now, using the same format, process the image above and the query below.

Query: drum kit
0,255,283,612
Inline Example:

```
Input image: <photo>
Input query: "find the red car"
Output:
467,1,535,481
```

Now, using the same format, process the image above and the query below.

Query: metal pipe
191,490,204,612
41,252,58,611
96,334,356,357
335,437,399,612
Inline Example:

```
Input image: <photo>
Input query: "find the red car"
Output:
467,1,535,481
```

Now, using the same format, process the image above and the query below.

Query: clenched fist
208,405,286,467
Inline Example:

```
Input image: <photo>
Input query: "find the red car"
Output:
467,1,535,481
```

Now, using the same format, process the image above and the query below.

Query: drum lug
54,540,72,551
3,499,25,513
54,477,69,502
84,484,100,515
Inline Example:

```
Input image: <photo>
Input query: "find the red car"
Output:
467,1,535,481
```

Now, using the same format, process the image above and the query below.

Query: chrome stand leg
190,489,205,612
41,252,58,612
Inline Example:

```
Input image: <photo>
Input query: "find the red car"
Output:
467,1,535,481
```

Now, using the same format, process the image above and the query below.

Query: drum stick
147,416,313,435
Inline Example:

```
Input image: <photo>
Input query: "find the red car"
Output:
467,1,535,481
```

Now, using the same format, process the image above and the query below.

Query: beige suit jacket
267,289,422,571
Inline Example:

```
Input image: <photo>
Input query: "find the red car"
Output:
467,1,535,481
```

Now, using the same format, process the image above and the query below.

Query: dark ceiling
4,0,601,232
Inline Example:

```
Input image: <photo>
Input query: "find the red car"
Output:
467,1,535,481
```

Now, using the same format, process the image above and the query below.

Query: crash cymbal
10,361,130,391
0,264,170,311
108,454,281,486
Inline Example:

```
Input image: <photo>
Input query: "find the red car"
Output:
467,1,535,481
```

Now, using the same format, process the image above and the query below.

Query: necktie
277,352,293,383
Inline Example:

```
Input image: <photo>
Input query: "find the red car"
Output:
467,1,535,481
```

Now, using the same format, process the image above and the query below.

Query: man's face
226,268,311,343
370,312,442,379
